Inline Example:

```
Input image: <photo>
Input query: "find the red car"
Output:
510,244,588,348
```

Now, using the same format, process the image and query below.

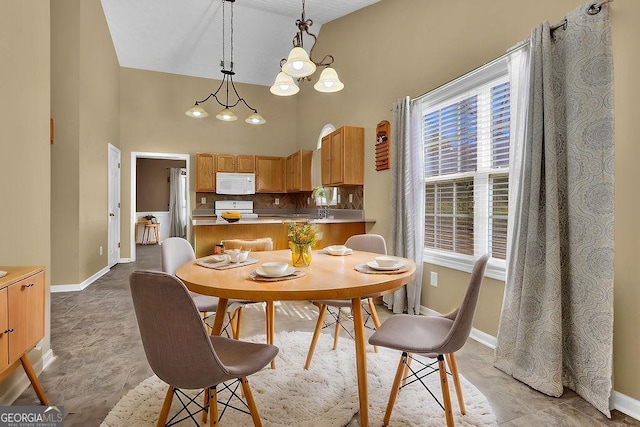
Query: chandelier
185,0,266,125
270,0,344,96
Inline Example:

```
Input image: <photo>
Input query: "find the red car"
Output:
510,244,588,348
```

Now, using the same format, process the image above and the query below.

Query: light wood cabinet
195,153,216,192
193,221,366,257
286,150,313,192
217,154,255,173
321,126,364,186
0,267,48,404
255,156,285,193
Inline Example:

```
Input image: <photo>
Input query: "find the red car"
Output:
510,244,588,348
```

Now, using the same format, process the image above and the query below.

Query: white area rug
102,331,496,426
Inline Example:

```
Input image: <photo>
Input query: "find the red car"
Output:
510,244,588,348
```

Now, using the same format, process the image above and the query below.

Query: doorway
130,152,190,262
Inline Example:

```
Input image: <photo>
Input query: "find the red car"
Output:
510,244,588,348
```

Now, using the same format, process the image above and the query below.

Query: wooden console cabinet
0,267,49,405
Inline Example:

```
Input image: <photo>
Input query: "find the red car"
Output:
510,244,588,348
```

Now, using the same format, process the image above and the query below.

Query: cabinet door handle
3,328,14,334
22,283,34,289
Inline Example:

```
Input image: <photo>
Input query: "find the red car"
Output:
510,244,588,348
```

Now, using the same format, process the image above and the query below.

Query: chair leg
383,352,408,427
240,377,263,427
304,304,327,370
156,385,174,427
366,298,381,353
202,386,210,424
333,308,341,350
446,353,465,414
232,307,244,340
209,387,219,427
401,353,413,387
438,354,455,427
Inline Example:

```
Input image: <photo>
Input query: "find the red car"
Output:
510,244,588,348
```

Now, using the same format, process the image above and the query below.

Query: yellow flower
287,221,317,245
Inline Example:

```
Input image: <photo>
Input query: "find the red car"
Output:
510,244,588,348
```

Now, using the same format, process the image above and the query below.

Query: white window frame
419,57,511,281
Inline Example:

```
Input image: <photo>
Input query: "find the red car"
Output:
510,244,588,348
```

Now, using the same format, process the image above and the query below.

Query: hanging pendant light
271,0,344,96
313,67,344,93
270,72,300,96
282,47,316,78
185,0,265,124
185,104,210,118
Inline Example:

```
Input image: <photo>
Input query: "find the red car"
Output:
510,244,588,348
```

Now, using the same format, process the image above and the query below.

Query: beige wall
51,0,120,284
302,0,640,403
118,68,299,257
136,159,186,212
0,0,51,401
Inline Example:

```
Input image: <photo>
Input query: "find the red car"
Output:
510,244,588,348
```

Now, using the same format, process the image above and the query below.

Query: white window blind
420,58,511,263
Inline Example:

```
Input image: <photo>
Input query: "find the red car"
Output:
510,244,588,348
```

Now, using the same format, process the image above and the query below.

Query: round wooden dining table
176,248,416,427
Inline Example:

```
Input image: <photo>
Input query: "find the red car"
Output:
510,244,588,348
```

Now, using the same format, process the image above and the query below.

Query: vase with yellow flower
287,221,317,267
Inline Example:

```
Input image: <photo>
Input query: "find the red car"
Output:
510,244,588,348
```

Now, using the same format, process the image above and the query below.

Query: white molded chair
161,237,245,337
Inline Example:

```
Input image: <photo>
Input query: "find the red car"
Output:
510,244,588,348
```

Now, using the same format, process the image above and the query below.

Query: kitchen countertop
192,216,376,226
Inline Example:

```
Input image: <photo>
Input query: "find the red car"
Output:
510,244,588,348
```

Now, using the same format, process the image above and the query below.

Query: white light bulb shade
270,72,300,96
185,105,209,118
245,112,266,125
314,67,344,93
282,47,316,78
215,108,238,121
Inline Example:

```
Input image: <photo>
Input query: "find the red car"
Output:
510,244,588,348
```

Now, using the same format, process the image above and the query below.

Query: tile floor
13,244,640,426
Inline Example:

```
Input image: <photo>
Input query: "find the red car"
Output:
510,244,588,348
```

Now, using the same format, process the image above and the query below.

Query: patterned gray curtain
168,168,186,238
494,3,614,417
386,96,424,315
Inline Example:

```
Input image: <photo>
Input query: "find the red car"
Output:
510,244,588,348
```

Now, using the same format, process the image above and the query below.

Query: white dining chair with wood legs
161,237,245,337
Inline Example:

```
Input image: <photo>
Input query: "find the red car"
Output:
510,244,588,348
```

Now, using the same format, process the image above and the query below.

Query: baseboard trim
611,391,640,421
419,305,496,348
419,305,639,420
50,266,110,293
0,349,55,405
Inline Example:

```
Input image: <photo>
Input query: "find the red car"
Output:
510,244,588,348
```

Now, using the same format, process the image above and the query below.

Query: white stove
214,200,258,219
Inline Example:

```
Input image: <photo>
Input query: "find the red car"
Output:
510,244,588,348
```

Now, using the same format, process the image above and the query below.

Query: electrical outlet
337,194,341,203
275,198,280,205
201,197,206,204
430,271,438,287
349,194,353,203
307,197,311,205
99,246,103,256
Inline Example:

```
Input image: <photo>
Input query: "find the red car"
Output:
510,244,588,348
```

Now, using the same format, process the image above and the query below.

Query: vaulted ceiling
101,0,380,87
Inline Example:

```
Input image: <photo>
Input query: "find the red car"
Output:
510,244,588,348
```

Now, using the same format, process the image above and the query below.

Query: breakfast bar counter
192,213,376,258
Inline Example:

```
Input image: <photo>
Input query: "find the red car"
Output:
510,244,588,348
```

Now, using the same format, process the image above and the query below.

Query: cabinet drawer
7,271,45,363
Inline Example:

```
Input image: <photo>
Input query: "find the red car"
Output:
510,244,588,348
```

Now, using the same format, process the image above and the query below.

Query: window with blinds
421,62,510,261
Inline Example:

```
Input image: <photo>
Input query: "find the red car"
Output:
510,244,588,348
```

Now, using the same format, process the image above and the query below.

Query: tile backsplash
196,186,364,211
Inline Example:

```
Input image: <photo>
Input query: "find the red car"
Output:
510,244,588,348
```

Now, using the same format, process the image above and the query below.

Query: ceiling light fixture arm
280,0,335,76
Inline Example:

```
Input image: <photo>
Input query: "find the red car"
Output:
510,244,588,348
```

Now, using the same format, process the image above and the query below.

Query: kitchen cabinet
195,153,216,192
0,267,48,404
286,150,313,192
321,126,364,186
217,154,255,173
255,156,285,193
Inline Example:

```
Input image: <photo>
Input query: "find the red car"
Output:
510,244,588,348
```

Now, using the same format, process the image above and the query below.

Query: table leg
351,297,369,427
266,301,276,369
211,298,228,336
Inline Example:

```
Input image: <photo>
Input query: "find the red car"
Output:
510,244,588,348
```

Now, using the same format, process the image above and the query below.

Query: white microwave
216,172,256,195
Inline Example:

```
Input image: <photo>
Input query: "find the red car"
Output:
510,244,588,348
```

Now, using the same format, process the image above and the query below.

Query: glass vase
291,243,313,267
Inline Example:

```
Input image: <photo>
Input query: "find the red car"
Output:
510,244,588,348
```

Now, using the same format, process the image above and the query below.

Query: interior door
108,144,121,267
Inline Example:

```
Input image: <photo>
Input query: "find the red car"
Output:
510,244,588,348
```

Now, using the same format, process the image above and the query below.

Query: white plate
366,261,403,271
325,247,353,256
255,266,296,278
